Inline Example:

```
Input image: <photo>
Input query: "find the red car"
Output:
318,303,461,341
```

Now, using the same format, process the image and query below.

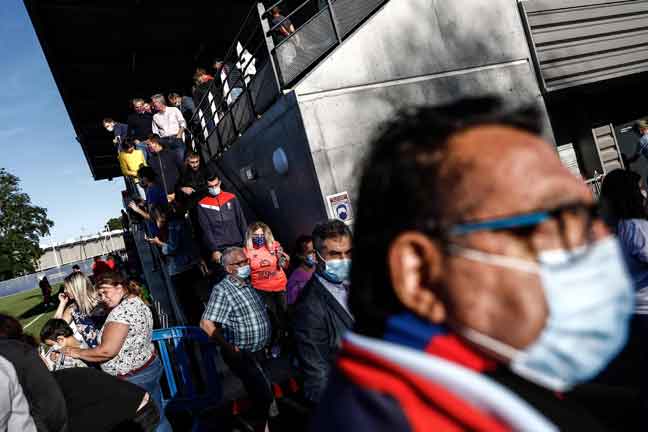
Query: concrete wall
216,0,551,245
38,231,125,271
215,93,329,249
293,0,550,214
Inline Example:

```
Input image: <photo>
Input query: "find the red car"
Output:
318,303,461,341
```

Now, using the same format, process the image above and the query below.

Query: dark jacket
148,149,182,196
176,166,208,208
0,340,68,432
293,276,354,403
112,122,129,150
127,112,153,141
196,192,247,252
179,96,195,122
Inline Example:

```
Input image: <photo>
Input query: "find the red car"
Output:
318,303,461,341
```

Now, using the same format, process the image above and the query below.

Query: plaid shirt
202,275,271,352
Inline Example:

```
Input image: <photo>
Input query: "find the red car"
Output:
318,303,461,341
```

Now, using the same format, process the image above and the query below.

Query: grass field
0,286,63,340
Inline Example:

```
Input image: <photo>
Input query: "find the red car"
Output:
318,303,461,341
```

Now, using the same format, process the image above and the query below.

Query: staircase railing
189,0,390,163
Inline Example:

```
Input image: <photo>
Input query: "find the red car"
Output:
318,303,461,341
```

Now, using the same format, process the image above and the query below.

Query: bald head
349,98,605,353
444,125,592,223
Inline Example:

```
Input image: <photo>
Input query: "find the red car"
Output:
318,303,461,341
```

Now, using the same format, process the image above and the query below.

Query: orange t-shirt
244,242,288,292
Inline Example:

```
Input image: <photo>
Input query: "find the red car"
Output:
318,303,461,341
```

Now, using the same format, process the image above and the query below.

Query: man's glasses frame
443,202,600,260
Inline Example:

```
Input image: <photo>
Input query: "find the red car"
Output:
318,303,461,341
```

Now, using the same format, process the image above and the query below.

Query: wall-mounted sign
327,191,353,224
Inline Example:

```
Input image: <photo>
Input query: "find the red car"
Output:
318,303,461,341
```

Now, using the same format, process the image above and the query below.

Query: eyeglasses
445,202,600,256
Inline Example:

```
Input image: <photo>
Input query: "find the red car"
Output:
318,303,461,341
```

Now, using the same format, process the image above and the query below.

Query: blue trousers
159,137,185,166
125,356,173,432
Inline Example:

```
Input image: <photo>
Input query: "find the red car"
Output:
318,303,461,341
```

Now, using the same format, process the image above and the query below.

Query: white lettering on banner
236,41,256,85
221,68,231,105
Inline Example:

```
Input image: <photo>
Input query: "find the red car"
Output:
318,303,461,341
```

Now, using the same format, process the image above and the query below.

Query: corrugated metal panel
592,124,624,173
520,0,648,92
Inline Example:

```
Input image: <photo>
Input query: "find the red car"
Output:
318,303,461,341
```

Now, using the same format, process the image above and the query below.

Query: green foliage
0,168,54,281
106,216,123,231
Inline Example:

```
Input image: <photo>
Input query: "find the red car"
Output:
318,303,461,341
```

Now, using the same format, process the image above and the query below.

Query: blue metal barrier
152,326,223,424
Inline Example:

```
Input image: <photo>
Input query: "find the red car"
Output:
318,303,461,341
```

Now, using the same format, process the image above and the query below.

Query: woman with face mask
243,222,290,346
286,235,316,305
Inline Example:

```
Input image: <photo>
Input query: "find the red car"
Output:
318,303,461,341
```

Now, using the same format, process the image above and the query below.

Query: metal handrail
267,0,314,35
187,1,263,129
191,0,390,163
263,0,287,17
188,22,262,130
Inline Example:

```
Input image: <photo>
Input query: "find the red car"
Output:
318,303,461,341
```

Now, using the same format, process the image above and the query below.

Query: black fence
189,0,389,163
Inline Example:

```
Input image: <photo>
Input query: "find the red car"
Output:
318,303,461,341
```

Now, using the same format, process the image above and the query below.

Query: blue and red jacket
311,314,606,432
196,192,247,252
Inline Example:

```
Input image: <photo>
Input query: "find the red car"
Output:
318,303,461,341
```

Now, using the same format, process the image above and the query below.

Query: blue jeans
125,356,173,432
160,137,185,166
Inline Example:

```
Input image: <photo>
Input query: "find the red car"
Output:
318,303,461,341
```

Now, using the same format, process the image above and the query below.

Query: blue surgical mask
318,252,351,284
208,186,221,196
304,255,316,267
236,264,251,279
450,236,633,391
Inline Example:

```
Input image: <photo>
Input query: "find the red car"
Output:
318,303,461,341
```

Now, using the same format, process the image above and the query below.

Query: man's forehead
444,125,591,220
230,252,246,261
323,235,351,249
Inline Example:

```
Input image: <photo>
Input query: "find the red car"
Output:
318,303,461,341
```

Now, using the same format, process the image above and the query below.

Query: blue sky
0,1,124,245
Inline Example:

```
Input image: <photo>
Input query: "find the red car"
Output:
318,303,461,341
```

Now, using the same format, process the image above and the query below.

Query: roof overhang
24,0,254,180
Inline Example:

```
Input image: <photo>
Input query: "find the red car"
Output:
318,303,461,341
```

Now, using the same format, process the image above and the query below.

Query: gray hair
222,247,245,266
151,94,166,105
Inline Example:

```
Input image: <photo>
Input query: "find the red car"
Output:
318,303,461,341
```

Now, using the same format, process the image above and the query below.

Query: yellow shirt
118,149,147,178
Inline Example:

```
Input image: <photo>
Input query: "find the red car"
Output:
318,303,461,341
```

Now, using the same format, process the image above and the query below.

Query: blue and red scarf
337,313,557,432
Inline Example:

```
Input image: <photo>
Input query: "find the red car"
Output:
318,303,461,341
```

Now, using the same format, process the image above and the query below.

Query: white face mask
449,236,633,391
208,186,221,196
105,124,114,132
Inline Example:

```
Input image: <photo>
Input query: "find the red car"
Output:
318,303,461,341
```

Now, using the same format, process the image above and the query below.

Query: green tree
0,168,54,281
106,217,123,231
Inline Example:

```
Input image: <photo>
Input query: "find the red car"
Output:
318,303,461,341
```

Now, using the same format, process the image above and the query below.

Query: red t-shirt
244,242,287,292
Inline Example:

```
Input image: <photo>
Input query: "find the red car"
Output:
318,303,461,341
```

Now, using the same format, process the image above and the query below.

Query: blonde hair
245,222,276,250
63,272,100,315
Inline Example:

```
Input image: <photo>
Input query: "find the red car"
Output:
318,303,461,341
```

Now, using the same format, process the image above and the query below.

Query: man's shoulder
220,191,237,203
295,277,326,309
216,275,252,294
198,195,218,207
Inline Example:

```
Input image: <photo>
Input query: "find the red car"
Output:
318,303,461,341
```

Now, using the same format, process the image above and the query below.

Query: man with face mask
294,220,354,405
200,247,275,430
310,98,634,431
197,164,248,267
102,117,128,152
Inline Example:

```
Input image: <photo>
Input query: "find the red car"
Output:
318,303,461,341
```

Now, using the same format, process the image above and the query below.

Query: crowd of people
6,87,648,431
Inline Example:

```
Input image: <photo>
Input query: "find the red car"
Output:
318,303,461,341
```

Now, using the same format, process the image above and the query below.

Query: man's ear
388,232,447,323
